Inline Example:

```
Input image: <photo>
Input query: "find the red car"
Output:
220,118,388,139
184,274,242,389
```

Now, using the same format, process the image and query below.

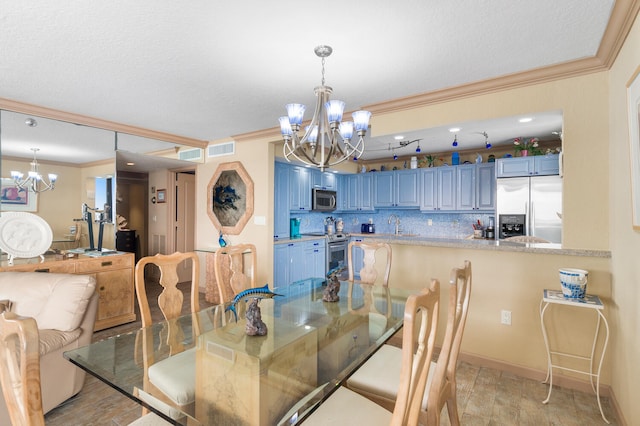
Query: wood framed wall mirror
0,107,204,257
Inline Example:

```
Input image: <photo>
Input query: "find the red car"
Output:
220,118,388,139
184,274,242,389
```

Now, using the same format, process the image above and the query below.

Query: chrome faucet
388,214,401,235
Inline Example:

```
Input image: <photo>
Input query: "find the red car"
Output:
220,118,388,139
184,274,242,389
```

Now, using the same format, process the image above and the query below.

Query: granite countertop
272,233,609,258
273,235,328,244
346,233,611,258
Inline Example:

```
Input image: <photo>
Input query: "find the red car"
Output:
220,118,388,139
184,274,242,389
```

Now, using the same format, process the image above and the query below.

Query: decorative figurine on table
226,284,282,335
245,299,267,336
323,265,346,302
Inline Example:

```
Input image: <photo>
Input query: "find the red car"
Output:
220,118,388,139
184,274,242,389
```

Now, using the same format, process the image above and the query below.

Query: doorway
174,171,196,283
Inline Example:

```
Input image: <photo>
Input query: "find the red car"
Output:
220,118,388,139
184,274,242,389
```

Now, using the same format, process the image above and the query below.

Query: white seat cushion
302,387,392,426
347,344,436,410
147,348,196,405
127,413,171,426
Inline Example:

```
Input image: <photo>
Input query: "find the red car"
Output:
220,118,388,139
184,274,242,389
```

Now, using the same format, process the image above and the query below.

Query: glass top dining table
64,278,415,425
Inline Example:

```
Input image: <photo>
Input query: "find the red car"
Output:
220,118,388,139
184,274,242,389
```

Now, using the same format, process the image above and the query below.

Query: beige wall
2,158,81,236
195,138,275,291
607,9,640,424
371,74,610,250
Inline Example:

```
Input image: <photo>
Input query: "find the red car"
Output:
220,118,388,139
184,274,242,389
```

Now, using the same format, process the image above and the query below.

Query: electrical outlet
501,310,512,325
427,219,433,226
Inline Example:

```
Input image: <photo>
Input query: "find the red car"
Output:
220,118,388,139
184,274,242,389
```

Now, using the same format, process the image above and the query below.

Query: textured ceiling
0,1,618,163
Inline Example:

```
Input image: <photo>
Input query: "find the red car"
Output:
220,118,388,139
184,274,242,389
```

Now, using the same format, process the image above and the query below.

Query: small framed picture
157,189,166,204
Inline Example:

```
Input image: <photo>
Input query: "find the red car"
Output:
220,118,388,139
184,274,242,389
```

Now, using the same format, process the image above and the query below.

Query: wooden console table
0,252,136,331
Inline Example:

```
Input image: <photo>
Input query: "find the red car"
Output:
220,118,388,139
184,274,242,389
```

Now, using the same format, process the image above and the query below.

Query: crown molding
363,0,640,115
0,98,208,149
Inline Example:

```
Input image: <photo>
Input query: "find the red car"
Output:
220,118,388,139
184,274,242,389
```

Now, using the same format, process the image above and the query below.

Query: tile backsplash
293,211,495,239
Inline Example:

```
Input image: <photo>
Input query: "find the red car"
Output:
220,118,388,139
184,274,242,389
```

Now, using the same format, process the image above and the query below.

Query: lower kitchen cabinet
0,252,136,331
348,237,365,279
274,239,326,286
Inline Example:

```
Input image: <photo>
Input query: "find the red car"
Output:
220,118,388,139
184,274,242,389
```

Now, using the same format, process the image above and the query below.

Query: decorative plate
0,212,53,259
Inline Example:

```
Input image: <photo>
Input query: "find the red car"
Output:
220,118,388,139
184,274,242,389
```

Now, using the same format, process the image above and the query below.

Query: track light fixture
483,132,492,149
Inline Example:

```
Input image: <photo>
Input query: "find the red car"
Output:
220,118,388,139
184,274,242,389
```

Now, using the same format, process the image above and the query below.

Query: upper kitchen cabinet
420,166,457,211
373,169,420,208
343,173,373,211
456,163,496,211
274,162,290,238
496,154,560,178
289,165,312,212
311,169,337,191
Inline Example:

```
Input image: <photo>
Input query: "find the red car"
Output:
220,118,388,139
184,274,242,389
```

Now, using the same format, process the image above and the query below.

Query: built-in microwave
312,188,337,212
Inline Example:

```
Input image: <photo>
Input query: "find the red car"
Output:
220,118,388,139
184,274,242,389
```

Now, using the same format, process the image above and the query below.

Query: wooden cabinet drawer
75,254,134,273
0,262,76,274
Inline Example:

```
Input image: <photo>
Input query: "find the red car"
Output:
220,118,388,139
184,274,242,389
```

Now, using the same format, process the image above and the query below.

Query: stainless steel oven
326,233,349,273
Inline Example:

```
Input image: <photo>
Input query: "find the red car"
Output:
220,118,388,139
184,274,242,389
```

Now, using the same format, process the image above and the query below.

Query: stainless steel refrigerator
496,175,562,243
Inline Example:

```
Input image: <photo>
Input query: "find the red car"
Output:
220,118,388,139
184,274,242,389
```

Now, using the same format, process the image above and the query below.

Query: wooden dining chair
302,279,440,426
0,309,45,426
348,241,392,286
347,281,393,341
134,251,201,419
0,310,169,426
346,260,472,425
213,243,257,305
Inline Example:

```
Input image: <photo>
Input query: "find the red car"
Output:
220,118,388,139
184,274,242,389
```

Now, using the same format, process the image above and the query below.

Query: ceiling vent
178,148,203,162
208,141,235,158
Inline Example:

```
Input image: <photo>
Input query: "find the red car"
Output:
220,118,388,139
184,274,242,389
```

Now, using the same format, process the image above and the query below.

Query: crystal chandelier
11,148,57,193
278,45,371,171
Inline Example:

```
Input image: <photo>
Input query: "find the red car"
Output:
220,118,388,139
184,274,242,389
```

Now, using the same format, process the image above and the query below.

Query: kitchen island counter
348,233,610,258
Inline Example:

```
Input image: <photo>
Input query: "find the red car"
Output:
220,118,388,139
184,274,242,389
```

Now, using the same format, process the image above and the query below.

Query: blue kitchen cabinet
289,165,312,211
373,169,420,208
456,164,476,211
336,174,347,210
476,163,496,210
349,237,365,279
312,169,337,190
304,239,326,278
373,172,394,207
274,162,290,239
420,168,439,211
273,243,290,286
455,163,495,211
496,154,559,177
274,240,311,286
344,174,373,211
534,154,560,175
437,167,457,211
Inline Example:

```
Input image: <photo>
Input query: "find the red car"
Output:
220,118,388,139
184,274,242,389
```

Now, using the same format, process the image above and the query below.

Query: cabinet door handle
101,261,113,267
34,268,50,273
100,286,105,291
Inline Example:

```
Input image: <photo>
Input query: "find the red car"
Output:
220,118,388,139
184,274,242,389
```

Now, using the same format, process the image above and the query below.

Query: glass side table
539,289,610,424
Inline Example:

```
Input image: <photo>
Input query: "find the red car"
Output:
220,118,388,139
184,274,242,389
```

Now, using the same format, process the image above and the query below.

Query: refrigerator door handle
530,201,535,236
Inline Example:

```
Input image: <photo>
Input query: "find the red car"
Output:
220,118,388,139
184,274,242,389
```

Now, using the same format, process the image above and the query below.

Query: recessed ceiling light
519,117,533,123
449,127,460,133
126,162,135,166
394,135,404,140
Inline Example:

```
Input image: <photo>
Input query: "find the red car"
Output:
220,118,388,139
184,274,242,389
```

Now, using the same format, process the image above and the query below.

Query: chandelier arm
326,135,365,167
